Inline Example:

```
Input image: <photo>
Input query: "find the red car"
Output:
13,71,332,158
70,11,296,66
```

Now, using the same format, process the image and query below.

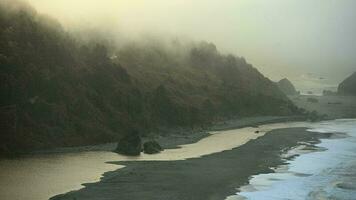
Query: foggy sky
26,0,356,92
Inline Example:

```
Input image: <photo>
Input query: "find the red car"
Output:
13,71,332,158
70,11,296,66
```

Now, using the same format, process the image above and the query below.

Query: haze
26,0,356,93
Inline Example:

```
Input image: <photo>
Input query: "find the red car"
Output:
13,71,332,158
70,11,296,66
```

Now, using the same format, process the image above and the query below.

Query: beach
0,116,307,200
230,119,356,200
1,1,355,200
1,118,354,200
51,126,333,200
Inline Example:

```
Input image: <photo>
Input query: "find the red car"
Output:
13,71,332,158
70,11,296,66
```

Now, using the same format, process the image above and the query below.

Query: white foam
229,119,356,200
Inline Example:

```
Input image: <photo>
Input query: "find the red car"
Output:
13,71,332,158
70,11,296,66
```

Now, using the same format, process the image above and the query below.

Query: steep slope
276,78,298,95
0,1,299,155
0,1,140,155
338,72,356,95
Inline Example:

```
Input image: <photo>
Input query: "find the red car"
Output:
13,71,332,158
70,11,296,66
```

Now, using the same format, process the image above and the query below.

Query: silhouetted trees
0,1,300,155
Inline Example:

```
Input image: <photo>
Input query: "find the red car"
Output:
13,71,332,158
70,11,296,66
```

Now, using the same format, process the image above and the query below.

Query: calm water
0,151,122,200
227,119,356,200
0,120,353,200
1,122,286,200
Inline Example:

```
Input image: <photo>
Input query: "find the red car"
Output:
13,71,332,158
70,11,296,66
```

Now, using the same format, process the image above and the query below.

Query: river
0,119,354,200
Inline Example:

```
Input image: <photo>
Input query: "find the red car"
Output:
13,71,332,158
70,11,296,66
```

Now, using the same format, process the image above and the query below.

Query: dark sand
51,127,330,200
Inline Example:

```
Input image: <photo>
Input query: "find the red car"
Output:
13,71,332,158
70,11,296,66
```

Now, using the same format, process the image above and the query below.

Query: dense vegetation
0,1,300,155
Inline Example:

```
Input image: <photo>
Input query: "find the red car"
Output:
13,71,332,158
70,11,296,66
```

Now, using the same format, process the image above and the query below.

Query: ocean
228,119,356,200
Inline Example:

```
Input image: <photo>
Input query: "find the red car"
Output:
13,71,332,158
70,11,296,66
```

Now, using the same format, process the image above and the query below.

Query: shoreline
51,127,333,200
228,140,329,200
12,92,356,157
0,117,314,200
29,115,306,155
230,120,356,199
2,119,353,200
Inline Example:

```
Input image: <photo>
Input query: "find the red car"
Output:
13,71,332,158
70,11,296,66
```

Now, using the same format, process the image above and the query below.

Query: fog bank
25,0,356,91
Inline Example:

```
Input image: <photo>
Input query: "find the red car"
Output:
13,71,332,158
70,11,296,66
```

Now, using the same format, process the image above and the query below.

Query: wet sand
52,127,331,200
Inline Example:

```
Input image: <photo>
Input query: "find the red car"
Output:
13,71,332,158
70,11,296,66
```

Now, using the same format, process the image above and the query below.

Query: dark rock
254,131,260,133
338,72,356,96
276,78,298,95
307,97,318,103
115,130,142,156
143,140,163,154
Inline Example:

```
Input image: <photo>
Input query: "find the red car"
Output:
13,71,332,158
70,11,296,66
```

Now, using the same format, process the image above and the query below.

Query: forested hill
0,1,300,155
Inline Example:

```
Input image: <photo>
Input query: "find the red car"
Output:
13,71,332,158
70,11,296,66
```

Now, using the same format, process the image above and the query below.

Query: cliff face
338,72,356,96
276,78,298,95
0,1,300,155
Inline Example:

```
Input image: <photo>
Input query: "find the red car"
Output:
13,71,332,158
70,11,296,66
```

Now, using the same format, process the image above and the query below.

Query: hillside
0,1,300,156
338,72,356,95
276,78,298,95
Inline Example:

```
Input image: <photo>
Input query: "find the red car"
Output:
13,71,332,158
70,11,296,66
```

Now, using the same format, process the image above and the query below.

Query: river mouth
0,119,352,200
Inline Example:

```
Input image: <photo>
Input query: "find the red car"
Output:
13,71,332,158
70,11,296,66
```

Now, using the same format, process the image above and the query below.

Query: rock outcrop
276,78,298,95
115,131,142,156
338,72,356,96
143,141,163,154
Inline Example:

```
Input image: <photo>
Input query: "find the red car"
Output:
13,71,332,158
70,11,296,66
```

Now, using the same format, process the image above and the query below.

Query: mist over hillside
0,0,300,155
